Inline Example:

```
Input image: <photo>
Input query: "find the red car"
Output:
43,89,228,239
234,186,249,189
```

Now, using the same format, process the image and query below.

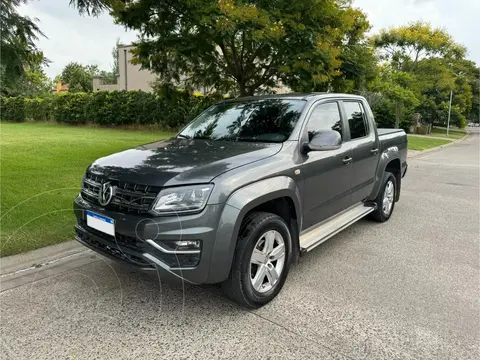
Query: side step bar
299,203,376,252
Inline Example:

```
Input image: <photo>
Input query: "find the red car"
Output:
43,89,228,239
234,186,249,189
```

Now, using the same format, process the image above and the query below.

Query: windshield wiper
177,134,191,139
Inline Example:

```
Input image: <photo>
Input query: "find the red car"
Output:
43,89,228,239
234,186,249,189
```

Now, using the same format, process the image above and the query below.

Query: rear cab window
343,101,369,140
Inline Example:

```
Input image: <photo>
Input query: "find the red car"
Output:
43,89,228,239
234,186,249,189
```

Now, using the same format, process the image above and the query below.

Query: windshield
178,99,306,143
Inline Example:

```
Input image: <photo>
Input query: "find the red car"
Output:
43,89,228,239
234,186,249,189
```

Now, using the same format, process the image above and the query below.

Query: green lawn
407,135,452,151
430,127,467,139
0,122,174,257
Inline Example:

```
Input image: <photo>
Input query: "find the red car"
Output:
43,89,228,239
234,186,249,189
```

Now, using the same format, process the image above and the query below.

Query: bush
53,92,92,124
24,96,54,122
0,96,26,122
1,90,219,129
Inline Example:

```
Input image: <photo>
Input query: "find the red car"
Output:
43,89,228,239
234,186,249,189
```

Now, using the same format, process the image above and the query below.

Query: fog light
174,240,200,248
160,240,201,251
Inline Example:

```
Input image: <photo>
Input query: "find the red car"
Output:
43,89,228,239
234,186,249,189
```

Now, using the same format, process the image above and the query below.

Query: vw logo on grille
98,182,114,206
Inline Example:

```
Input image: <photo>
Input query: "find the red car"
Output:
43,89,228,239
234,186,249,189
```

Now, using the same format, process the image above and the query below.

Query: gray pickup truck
74,93,407,308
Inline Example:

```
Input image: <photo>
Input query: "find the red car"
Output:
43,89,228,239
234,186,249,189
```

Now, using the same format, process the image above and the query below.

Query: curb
0,240,87,276
408,133,469,159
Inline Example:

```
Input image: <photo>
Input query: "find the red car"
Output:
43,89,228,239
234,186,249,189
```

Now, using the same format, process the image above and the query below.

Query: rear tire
222,212,292,309
370,171,396,222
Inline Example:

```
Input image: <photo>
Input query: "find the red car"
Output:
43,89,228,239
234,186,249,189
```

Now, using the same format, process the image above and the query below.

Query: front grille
81,173,160,214
77,219,140,251
75,225,154,268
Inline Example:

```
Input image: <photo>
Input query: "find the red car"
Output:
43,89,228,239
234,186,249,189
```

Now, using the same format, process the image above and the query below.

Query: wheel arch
368,146,402,202
385,158,401,201
207,176,302,283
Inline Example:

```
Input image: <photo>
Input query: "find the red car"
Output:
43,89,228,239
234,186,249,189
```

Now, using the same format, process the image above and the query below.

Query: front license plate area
86,210,115,236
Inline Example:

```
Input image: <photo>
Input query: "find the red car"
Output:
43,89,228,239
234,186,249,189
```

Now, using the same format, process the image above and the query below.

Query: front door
301,101,352,230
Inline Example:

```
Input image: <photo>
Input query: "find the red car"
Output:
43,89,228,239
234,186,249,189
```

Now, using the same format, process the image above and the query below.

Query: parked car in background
74,93,408,308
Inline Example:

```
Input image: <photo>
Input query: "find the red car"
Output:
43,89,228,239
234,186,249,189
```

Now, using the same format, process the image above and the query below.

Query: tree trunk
238,80,247,97
395,101,401,129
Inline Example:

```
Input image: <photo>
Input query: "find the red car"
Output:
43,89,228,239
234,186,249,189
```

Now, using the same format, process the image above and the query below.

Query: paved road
1,131,479,359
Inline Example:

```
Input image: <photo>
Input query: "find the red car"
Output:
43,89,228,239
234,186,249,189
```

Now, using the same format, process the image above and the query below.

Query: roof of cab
225,92,365,102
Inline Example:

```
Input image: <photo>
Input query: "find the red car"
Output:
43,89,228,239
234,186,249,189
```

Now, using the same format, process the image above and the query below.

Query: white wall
93,45,156,92
117,45,156,92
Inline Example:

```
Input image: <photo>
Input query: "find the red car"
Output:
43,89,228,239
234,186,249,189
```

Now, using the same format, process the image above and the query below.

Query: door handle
371,148,379,155
342,156,353,165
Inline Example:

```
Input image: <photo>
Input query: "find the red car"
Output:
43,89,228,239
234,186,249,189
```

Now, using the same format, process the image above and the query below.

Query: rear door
341,100,380,204
301,101,353,230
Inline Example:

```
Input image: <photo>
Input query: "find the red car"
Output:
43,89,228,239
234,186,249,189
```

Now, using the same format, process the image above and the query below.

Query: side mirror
304,130,342,152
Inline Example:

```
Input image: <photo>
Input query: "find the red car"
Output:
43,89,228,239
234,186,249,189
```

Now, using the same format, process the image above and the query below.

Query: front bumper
73,195,224,284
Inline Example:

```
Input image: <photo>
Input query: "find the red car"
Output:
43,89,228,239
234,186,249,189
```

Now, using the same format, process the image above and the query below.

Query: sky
19,0,480,79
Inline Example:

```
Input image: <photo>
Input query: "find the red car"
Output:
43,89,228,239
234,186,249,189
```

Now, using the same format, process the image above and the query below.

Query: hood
88,137,282,187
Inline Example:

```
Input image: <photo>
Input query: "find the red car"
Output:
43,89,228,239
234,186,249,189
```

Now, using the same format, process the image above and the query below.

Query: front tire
370,171,396,222
222,212,292,308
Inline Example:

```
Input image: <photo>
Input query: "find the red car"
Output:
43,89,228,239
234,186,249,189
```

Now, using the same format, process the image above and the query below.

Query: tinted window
306,102,342,141
344,102,368,139
178,99,305,143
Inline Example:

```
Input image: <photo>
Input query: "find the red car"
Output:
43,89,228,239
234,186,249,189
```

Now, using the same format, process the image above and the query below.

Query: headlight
151,184,213,215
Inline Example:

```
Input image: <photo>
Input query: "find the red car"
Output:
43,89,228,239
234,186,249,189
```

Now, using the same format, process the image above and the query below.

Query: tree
98,38,121,84
414,59,454,125
68,0,113,15
111,37,120,77
369,65,419,129
412,58,478,128
60,62,99,92
11,53,53,96
372,21,466,73
371,22,470,129
329,10,377,93
472,71,480,124
0,0,47,95
70,0,371,96
287,6,375,93
1,49,52,97
453,60,480,124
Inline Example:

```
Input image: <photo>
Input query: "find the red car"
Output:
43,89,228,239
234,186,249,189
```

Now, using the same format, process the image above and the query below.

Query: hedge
0,96,25,122
24,96,54,122
0,90,220,129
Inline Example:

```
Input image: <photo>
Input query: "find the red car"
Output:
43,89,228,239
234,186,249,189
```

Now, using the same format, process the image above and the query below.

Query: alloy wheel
382,180,394,216
249,230,286,293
